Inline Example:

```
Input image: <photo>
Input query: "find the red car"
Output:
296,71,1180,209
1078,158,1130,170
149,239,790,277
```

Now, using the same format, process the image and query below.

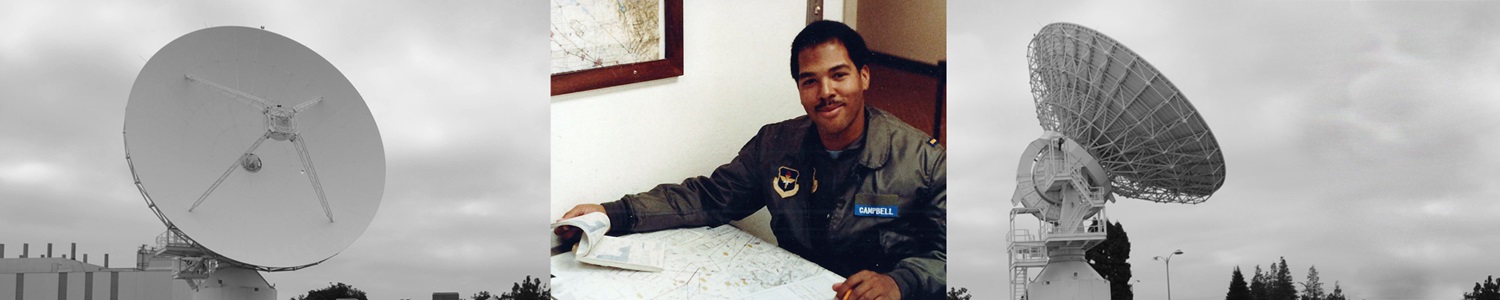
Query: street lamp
1153,249,1185,300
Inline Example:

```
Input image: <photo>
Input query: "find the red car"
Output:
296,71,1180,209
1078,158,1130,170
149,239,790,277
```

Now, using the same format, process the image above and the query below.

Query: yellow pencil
842,290,850,300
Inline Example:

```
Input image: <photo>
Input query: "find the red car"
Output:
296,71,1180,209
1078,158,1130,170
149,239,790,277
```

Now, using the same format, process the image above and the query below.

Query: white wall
551,1,824,243
824,0,846,22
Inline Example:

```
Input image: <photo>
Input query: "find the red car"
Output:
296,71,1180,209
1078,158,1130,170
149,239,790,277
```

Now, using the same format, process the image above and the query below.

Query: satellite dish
1007,23,1226,300
124,26,384,273
1024,23,1226,204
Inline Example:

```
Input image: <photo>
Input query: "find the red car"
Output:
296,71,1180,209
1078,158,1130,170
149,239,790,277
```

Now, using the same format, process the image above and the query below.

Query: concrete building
0,243,274,300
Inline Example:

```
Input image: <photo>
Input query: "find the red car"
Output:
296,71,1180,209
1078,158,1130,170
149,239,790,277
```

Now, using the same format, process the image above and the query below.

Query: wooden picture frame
551,0,684,96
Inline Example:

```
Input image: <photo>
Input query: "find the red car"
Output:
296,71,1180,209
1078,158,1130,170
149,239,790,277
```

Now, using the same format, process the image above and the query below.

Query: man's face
796,40,869,140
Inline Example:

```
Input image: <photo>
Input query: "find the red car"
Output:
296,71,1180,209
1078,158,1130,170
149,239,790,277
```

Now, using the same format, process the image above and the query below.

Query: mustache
815,98,845,110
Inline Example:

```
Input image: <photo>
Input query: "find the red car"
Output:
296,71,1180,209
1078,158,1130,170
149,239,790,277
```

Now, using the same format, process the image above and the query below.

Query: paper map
551,212,666,272
551,225,844,299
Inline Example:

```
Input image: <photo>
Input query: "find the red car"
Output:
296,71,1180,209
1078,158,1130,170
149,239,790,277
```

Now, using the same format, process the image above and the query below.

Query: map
551,225,844,300
550,0,664,74
552,212,667,272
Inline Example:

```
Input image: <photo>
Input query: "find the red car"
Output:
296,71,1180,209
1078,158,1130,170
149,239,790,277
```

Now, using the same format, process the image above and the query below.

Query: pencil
842,290,850,300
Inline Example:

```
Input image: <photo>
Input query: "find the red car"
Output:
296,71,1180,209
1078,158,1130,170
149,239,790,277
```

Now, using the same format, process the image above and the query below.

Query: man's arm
594,125,777,235
890,144,946,299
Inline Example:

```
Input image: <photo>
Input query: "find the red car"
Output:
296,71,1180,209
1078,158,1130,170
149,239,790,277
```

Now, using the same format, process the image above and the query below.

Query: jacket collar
787,106,895,170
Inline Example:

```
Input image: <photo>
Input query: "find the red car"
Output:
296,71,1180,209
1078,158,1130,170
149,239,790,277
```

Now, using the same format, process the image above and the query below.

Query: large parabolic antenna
1008,23,1225,300
124,26,384,294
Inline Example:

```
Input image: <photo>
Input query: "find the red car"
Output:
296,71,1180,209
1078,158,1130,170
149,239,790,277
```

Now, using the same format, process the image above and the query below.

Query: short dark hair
789,20,870,79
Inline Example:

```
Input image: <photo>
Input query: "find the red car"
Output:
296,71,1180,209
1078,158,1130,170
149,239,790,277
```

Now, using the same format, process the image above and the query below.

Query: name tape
853,204,899,218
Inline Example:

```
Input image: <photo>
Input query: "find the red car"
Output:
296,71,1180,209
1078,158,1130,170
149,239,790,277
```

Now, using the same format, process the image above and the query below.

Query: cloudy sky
949,1,1500,299
7,1,1500,300
0,1,548,299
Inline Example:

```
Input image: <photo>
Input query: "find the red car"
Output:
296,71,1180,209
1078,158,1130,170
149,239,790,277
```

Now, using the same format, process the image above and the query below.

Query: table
550,225,843,299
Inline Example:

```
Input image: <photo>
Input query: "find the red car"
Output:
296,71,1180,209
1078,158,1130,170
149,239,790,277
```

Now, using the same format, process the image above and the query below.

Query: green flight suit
601,107,946,299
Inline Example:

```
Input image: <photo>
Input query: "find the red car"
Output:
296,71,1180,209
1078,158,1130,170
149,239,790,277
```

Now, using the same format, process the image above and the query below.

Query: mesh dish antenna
124,26,384,278
1027,23,1226,204
1008,23,1225,300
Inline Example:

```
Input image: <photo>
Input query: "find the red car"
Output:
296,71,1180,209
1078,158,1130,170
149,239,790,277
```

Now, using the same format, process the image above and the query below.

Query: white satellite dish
1007,23,1226,300
124,26,384,280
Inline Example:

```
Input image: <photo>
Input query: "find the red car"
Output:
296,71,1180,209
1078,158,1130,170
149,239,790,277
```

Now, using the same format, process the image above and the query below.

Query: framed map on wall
550,0,683,95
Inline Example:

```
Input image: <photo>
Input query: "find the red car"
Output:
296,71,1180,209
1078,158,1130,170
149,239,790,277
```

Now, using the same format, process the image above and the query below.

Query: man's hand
832,270,901,300
553,204,607,242
558,204,606,221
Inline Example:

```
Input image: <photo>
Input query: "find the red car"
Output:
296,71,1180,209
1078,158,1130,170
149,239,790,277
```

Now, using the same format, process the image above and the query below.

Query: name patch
853,204,899,218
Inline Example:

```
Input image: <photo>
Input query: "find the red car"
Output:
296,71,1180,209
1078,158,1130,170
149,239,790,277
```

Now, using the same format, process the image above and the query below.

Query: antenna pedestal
1010,135,1112,300
1026,252,1109,300
1010,211,1111,300
153,231,277,300
187,267,277,300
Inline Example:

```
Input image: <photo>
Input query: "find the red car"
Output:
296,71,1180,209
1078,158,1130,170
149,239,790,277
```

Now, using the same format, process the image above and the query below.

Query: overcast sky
0,1,548,299
950,1,1500,299
7,1,1500,300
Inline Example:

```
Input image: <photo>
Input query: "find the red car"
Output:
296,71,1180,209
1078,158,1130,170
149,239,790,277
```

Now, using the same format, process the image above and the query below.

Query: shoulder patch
927,138,939,146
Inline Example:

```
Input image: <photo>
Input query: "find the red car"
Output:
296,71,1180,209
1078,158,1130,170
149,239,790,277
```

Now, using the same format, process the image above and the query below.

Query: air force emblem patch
773,166,800,198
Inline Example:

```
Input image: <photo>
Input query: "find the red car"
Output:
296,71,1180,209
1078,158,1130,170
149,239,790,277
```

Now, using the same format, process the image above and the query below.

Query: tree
1086,221,1132,300
292,282,368,300
947,287,972,300
1491,277,1500,299
1269,257,1297,300
1463,275,1500,300
471,291,495,300
1299,265,1324,300
499,275,552,300
1325,281,1347,300
1249,265,1267,300
1226,266,1251,300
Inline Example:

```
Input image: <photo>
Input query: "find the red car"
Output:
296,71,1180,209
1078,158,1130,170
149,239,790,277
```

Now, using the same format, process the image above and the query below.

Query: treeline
1224,257,1349,300
474,275,553,300
289,276,553,300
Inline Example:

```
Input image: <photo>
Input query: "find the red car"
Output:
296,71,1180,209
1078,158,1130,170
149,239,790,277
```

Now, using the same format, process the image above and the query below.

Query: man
557,20,944,300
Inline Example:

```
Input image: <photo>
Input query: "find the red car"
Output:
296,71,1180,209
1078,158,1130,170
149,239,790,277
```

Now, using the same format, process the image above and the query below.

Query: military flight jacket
601,107,946,299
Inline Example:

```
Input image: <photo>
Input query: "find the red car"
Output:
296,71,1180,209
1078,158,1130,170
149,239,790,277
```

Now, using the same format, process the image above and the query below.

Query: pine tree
1299,265,1324,300
1226,266,1251,300
1248,266,1267,300
1271,257,1297,300
1086,221,1133,300
1325,281,1347,300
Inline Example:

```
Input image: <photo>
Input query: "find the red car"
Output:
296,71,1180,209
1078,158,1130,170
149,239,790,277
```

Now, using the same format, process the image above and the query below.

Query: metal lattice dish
1027,22,1226,204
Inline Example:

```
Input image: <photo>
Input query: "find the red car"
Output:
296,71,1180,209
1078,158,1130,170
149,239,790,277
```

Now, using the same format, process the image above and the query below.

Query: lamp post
1153,249,1184,300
